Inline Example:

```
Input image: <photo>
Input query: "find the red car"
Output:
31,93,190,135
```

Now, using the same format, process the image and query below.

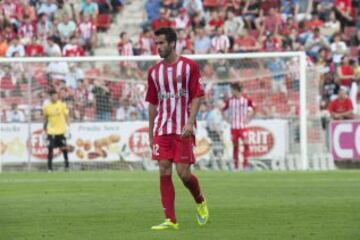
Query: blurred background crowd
0,0,359,124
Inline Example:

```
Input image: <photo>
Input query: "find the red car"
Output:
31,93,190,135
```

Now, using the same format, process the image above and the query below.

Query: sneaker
196,199,209,226
151,219,179,230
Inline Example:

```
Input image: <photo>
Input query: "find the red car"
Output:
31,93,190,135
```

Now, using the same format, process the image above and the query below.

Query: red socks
233,142,239,169
160,174,204,223
183,175,204,204
243,144,249,169
160,175,176,223
233,142,250,170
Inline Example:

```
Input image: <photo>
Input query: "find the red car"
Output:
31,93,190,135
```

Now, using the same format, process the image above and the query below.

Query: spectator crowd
1,0,360,123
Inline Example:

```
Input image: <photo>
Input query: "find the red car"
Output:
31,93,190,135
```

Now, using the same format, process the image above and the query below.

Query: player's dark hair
154,27,177,44
48,89,57,95
120,31,127,39
230,82,243,92
349,58,356,66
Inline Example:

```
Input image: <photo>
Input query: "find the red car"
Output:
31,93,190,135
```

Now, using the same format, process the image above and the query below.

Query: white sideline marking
0,178,153,184
0,177,358,184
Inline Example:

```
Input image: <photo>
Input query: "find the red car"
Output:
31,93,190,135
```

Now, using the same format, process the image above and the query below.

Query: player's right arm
221,99,230,124
247,98,255,123
62,102,71,139
327,101,339,119
63,102,70,126
148,103,156,149
145,68,158,150
43,105,48,134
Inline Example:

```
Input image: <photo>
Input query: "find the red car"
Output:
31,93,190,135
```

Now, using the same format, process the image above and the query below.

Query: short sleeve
327,101,335,112
222,99,229,112
346,99,353,111
189,61,205,101
145,70,158,105
43,105,47,117
248,98,255,110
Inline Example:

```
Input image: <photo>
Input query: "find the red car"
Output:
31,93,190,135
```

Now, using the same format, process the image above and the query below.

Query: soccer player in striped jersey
222,83,255,170
145,27,209,230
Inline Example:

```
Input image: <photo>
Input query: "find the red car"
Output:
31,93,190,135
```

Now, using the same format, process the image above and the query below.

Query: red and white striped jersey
2,3,18,20
222,95,254,129
139,36,156,55
117,41,135,67
145,56,204,136
74,87,90,103
211,35,230,53
77,21,96,39
19,23,36,39
176,38,191,55
62,44,85,57
117,42,133,56
172,16,191,29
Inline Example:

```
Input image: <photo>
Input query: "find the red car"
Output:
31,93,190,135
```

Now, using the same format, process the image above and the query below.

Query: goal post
0,52,329,171
299,51,308,170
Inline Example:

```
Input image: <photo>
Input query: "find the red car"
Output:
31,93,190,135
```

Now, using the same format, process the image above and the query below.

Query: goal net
0,53,331,171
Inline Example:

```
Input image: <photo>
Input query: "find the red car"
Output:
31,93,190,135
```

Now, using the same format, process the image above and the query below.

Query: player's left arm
43,106,48,133
339,110,353,119
247,99,256,122
339,100,354,119
182,61,205,138
63,102,70,126
182,96,204,137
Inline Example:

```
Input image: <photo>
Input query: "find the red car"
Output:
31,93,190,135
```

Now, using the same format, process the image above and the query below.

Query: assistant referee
43,89,70,171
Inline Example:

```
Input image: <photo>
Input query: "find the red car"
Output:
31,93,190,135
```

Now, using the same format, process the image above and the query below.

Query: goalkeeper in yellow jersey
43,89,70,172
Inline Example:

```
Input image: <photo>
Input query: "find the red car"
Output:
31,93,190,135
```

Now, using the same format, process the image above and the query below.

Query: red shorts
152,134,195,164
231,128,247,143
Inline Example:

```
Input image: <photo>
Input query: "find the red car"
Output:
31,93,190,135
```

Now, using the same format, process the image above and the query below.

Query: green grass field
0,170,359,240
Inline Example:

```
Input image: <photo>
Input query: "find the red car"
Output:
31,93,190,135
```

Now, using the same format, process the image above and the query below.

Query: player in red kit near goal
222,83,255,170
145,27,209,230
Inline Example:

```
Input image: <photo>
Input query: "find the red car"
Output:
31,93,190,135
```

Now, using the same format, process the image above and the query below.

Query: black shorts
48,134,67,149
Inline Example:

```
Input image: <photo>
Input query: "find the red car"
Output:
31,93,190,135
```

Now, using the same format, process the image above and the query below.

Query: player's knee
159,163,172,175
177,169,191,182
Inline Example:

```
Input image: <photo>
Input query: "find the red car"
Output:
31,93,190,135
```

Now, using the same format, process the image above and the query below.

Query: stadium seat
241,69,255,78
85,107,95,120
203,0,220,8
35,72,48,87
250,92,264,105
31,98,40,105
244,78,260,91
110,82,124,99
343,26,357,41
276,104,291,117
350,47,359,58
270,92,287,104
248,30,260,39
85,68,101,78
97,14,111,30
20,83,28,92
288,90,299,103
4,96,22,105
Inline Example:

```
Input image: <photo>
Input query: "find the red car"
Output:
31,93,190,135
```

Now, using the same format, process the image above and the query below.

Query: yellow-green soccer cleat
151,219,179,230
196,200,209,226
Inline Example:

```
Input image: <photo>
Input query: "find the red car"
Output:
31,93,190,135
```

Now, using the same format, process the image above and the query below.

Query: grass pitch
0,170,359,240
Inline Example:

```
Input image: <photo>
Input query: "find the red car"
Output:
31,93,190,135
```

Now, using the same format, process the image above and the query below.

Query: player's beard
159,47,171,59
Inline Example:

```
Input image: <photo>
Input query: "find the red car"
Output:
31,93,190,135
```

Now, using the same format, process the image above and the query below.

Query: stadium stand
0,0,359,123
